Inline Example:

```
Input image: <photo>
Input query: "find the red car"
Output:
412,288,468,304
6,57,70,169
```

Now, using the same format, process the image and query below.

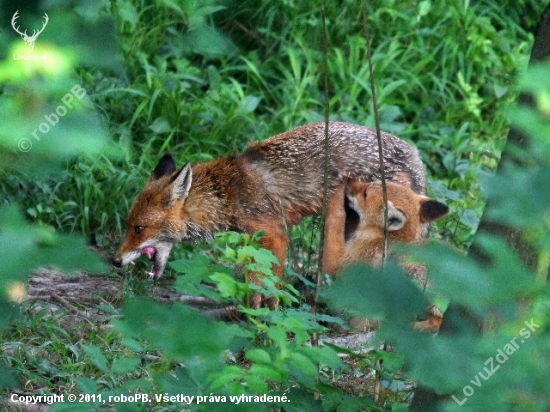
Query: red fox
113,122,427,307
322,179,449,330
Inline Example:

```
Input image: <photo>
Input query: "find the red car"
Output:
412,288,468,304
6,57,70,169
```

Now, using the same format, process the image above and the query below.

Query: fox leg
414,306,443,332
241,219,287,310
257,229,287,309
322,180,347,275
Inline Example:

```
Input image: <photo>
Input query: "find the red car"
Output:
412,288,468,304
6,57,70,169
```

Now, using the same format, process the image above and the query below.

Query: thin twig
50,293,90,318
313,0,331,342
311,0,331,402
362,2,389,404
362,1,389,262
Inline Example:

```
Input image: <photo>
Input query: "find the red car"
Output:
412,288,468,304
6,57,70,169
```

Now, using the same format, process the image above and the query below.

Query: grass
3,0,538,250
0,0,546,410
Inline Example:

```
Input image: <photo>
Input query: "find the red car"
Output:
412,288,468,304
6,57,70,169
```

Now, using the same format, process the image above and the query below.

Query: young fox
113,122,426,307
322,179,449,330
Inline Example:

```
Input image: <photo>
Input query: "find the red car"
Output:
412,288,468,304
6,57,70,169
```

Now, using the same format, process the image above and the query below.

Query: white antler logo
11,11,49,54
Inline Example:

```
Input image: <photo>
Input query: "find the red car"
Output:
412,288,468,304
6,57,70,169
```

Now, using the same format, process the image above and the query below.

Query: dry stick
50,293,90,318
309,0,331,401
312,0,331,341
362,1,389,404
362,1,389,259
312,0,330,332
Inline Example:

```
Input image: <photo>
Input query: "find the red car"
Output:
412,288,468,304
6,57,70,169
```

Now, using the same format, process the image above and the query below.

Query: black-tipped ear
150,153,177,181
419,199,449,223
170,163,192,202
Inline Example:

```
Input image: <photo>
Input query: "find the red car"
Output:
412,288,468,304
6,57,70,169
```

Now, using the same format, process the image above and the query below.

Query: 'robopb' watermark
18,84,87,153
452,318,540,406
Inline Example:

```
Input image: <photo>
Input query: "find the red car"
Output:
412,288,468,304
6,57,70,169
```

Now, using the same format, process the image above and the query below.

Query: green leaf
81,344,109,372
287,352,318,389
0,364,16,391
248,364,286,382
267,326,289,350
429,181,460,201
224,245,236,260
300,346,343,371
181,25,236,58
323,260,428,327
238,95,262,114
238,246,279,270
74,376,98,394
148,117,172,134
238,306,271,317
122,378,152,392
339,397,377,412
208,365,243,391
417,0,432,17
119,337,144,352
153,364,204,396
210,272,237,298
458,208,480,229
114,299,245,362
27,207,37,218
116,0,139,29
111,357,141,374
170,254,230,300
245,348,272,364
193,5,226,19
50,403,92,412
0,206,107,280
242,370,269,393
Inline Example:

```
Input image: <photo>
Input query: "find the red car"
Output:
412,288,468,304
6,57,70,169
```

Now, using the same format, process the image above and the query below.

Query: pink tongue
141,246,156,259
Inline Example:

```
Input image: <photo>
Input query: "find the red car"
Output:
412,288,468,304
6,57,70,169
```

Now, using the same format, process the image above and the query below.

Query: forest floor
3,269,413,411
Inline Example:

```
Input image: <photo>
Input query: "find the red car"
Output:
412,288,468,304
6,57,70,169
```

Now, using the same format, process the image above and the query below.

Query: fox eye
134,226,145,235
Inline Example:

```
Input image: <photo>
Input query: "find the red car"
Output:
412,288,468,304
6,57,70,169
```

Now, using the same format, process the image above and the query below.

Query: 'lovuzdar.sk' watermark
452,318,540,406
18,84,87,153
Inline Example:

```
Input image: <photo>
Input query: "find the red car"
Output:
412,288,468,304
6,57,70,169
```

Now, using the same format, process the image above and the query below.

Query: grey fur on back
243,122,426,215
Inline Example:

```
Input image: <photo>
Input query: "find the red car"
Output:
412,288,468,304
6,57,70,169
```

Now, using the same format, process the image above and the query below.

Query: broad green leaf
111,357,141,374
81,344,109,372
245,348,272,364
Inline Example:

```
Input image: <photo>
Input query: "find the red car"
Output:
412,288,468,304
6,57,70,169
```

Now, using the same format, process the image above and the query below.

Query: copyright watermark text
8,392,290,407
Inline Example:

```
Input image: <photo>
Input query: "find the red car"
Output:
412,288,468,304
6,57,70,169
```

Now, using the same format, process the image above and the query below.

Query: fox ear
169,163,192,202
150,153,177,181
387,202,406,231
419,198,449,223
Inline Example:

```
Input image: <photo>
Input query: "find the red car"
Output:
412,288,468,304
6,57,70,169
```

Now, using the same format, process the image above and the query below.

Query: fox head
346,180,449,242
112,153,194,278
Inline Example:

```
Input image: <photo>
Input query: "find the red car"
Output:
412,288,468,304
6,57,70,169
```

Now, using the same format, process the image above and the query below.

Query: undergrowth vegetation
1,0,548,411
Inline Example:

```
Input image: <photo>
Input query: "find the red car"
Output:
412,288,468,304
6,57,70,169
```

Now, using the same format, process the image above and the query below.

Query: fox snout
112,239,174,279
111,246,154,269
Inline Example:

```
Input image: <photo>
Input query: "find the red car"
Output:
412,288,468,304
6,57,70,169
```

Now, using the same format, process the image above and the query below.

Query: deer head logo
11,11,49,54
